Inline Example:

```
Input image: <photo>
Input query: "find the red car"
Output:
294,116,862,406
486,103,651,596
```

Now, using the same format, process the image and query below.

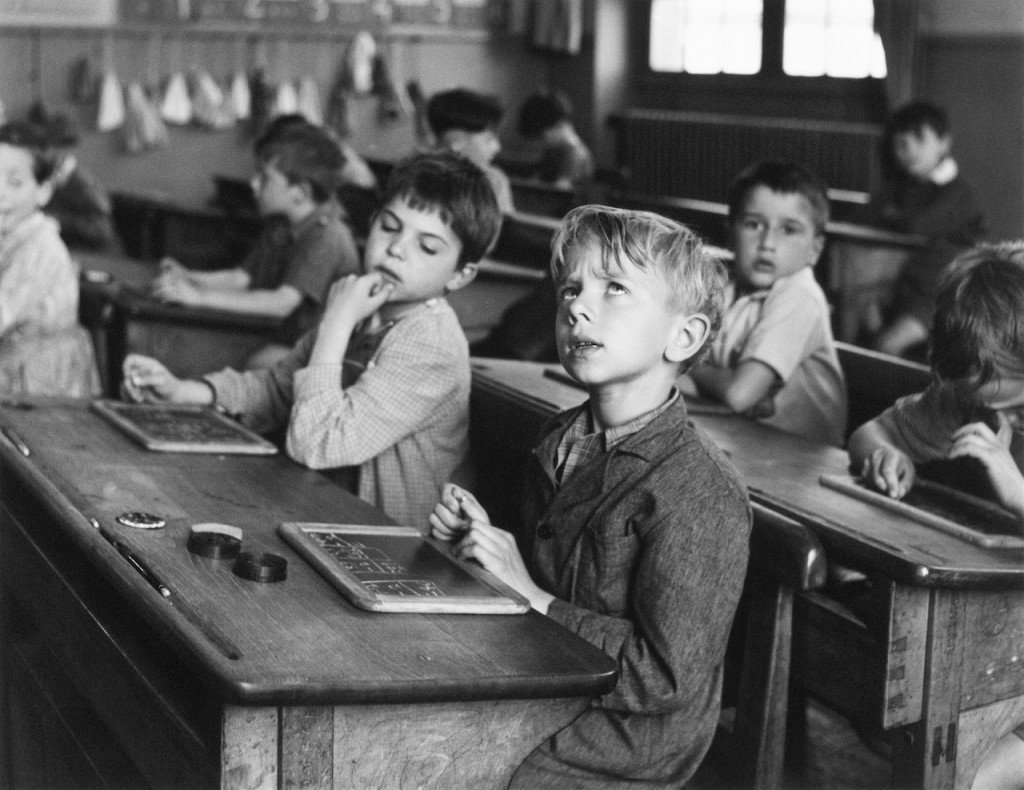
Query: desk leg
891,588,966,789
222,697,590,790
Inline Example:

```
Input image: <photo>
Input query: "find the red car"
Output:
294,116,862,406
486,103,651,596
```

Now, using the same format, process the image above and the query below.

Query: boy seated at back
123,151,502,527
685,160,847,445
153,120,360,369
517,90,595,190
848,242,1024,790
866,100,986,359
425,88,515,214
431,205,751,788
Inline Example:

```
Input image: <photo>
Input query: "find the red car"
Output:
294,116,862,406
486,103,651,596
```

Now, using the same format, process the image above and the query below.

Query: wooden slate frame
91,400,278,455
820,474,1024,549
279,523,530,614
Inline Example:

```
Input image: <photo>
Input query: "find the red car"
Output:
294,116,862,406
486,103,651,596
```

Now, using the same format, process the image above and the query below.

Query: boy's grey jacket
521,396,752,787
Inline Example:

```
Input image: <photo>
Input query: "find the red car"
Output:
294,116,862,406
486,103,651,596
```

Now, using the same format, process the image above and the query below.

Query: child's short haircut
0,121,58,183
518,90,572,139
930,242,1024,390
382,150,502,269
255,122,345,204
727,160,830,235
254,113,313,159
426,89,503,137
879,101,951,179
886,100,950,140
550,205,727,371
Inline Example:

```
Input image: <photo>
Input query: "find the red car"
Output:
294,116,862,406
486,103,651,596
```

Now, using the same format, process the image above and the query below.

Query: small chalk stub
188,525,242,560
232,551,287,583
116,511,166,530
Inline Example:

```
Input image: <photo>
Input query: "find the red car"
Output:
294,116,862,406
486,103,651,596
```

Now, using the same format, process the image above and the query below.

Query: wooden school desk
0,400,617,790
470,357,1024,790
77,251,288,394
822,221,927,344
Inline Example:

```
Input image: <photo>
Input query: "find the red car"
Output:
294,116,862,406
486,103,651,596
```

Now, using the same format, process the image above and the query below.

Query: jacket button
536,524,554,539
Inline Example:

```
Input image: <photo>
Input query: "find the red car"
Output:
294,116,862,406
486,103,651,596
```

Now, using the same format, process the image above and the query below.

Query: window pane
783,0,885,78
649,0,762,75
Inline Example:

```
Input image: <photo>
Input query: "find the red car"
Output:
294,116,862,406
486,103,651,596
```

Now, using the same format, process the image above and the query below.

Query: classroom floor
693,698,892,790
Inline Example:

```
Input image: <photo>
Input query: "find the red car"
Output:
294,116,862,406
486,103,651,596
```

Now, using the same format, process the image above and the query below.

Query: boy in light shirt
686,160,847,445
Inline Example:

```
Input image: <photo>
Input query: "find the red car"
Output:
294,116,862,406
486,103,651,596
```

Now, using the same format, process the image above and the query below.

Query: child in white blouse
0,121,100,397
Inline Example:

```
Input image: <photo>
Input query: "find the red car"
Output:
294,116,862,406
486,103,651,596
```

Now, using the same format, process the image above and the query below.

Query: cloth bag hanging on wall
372,45,404,124
69,55,100,106
192,71,234,129
124,81,169,152
272,79,299,117
249,68,273,131
230,70,251,121
161,71,192,126
96,69,125,131
348,32,376,95
296,76,323,125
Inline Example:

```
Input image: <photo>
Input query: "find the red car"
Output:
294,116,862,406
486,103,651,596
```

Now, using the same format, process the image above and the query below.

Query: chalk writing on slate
280,523,530,613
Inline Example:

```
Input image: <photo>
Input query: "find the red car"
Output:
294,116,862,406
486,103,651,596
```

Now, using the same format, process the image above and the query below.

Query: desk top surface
470,358,1024,589
76,251,286,330
0,400,617,705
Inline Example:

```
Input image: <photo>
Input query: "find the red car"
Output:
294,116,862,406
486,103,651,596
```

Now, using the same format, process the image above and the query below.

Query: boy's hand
121,354,212,405
948,414,1024,518
429,483,554,613
152,257,193,295
430,483,491,540
322,273,394,329
860,445,916,499
152,275,201,305
158,256,189,280
309,274,395,365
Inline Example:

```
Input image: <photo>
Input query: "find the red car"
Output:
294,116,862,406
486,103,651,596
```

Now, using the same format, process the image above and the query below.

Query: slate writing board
91,400,278,455
279,523,530,613
819,474,1024,549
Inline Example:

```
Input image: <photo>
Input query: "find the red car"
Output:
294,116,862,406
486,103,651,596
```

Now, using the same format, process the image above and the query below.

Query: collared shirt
205,298,471,526
553,390,680,485
710,266,846,445
242,201,360,342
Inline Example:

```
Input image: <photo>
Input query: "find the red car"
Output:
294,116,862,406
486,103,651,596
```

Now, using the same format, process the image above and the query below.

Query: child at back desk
122,151,502,527
867,100,986,359
683,160,847,445
848,242,1024,790
517,90,595,191
431,205,751,789
0,122,101,397
153,120,360,369
425,88,515,214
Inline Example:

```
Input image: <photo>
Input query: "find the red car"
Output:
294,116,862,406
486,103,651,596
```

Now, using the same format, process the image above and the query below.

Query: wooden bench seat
836,341,932,439
710,503,828,789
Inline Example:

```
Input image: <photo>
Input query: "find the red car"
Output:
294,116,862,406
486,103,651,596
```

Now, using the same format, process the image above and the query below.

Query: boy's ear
665,312,711,364
444,261,478,294
809,232,825,266
290,179,315,205
34,179,55,209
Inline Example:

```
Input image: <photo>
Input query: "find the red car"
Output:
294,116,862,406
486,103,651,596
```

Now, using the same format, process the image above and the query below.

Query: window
649,0,763,75
649,0,886,79
783,0,886,78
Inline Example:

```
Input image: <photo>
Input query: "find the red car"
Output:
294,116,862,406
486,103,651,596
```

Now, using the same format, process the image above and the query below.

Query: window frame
637,0,886,118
